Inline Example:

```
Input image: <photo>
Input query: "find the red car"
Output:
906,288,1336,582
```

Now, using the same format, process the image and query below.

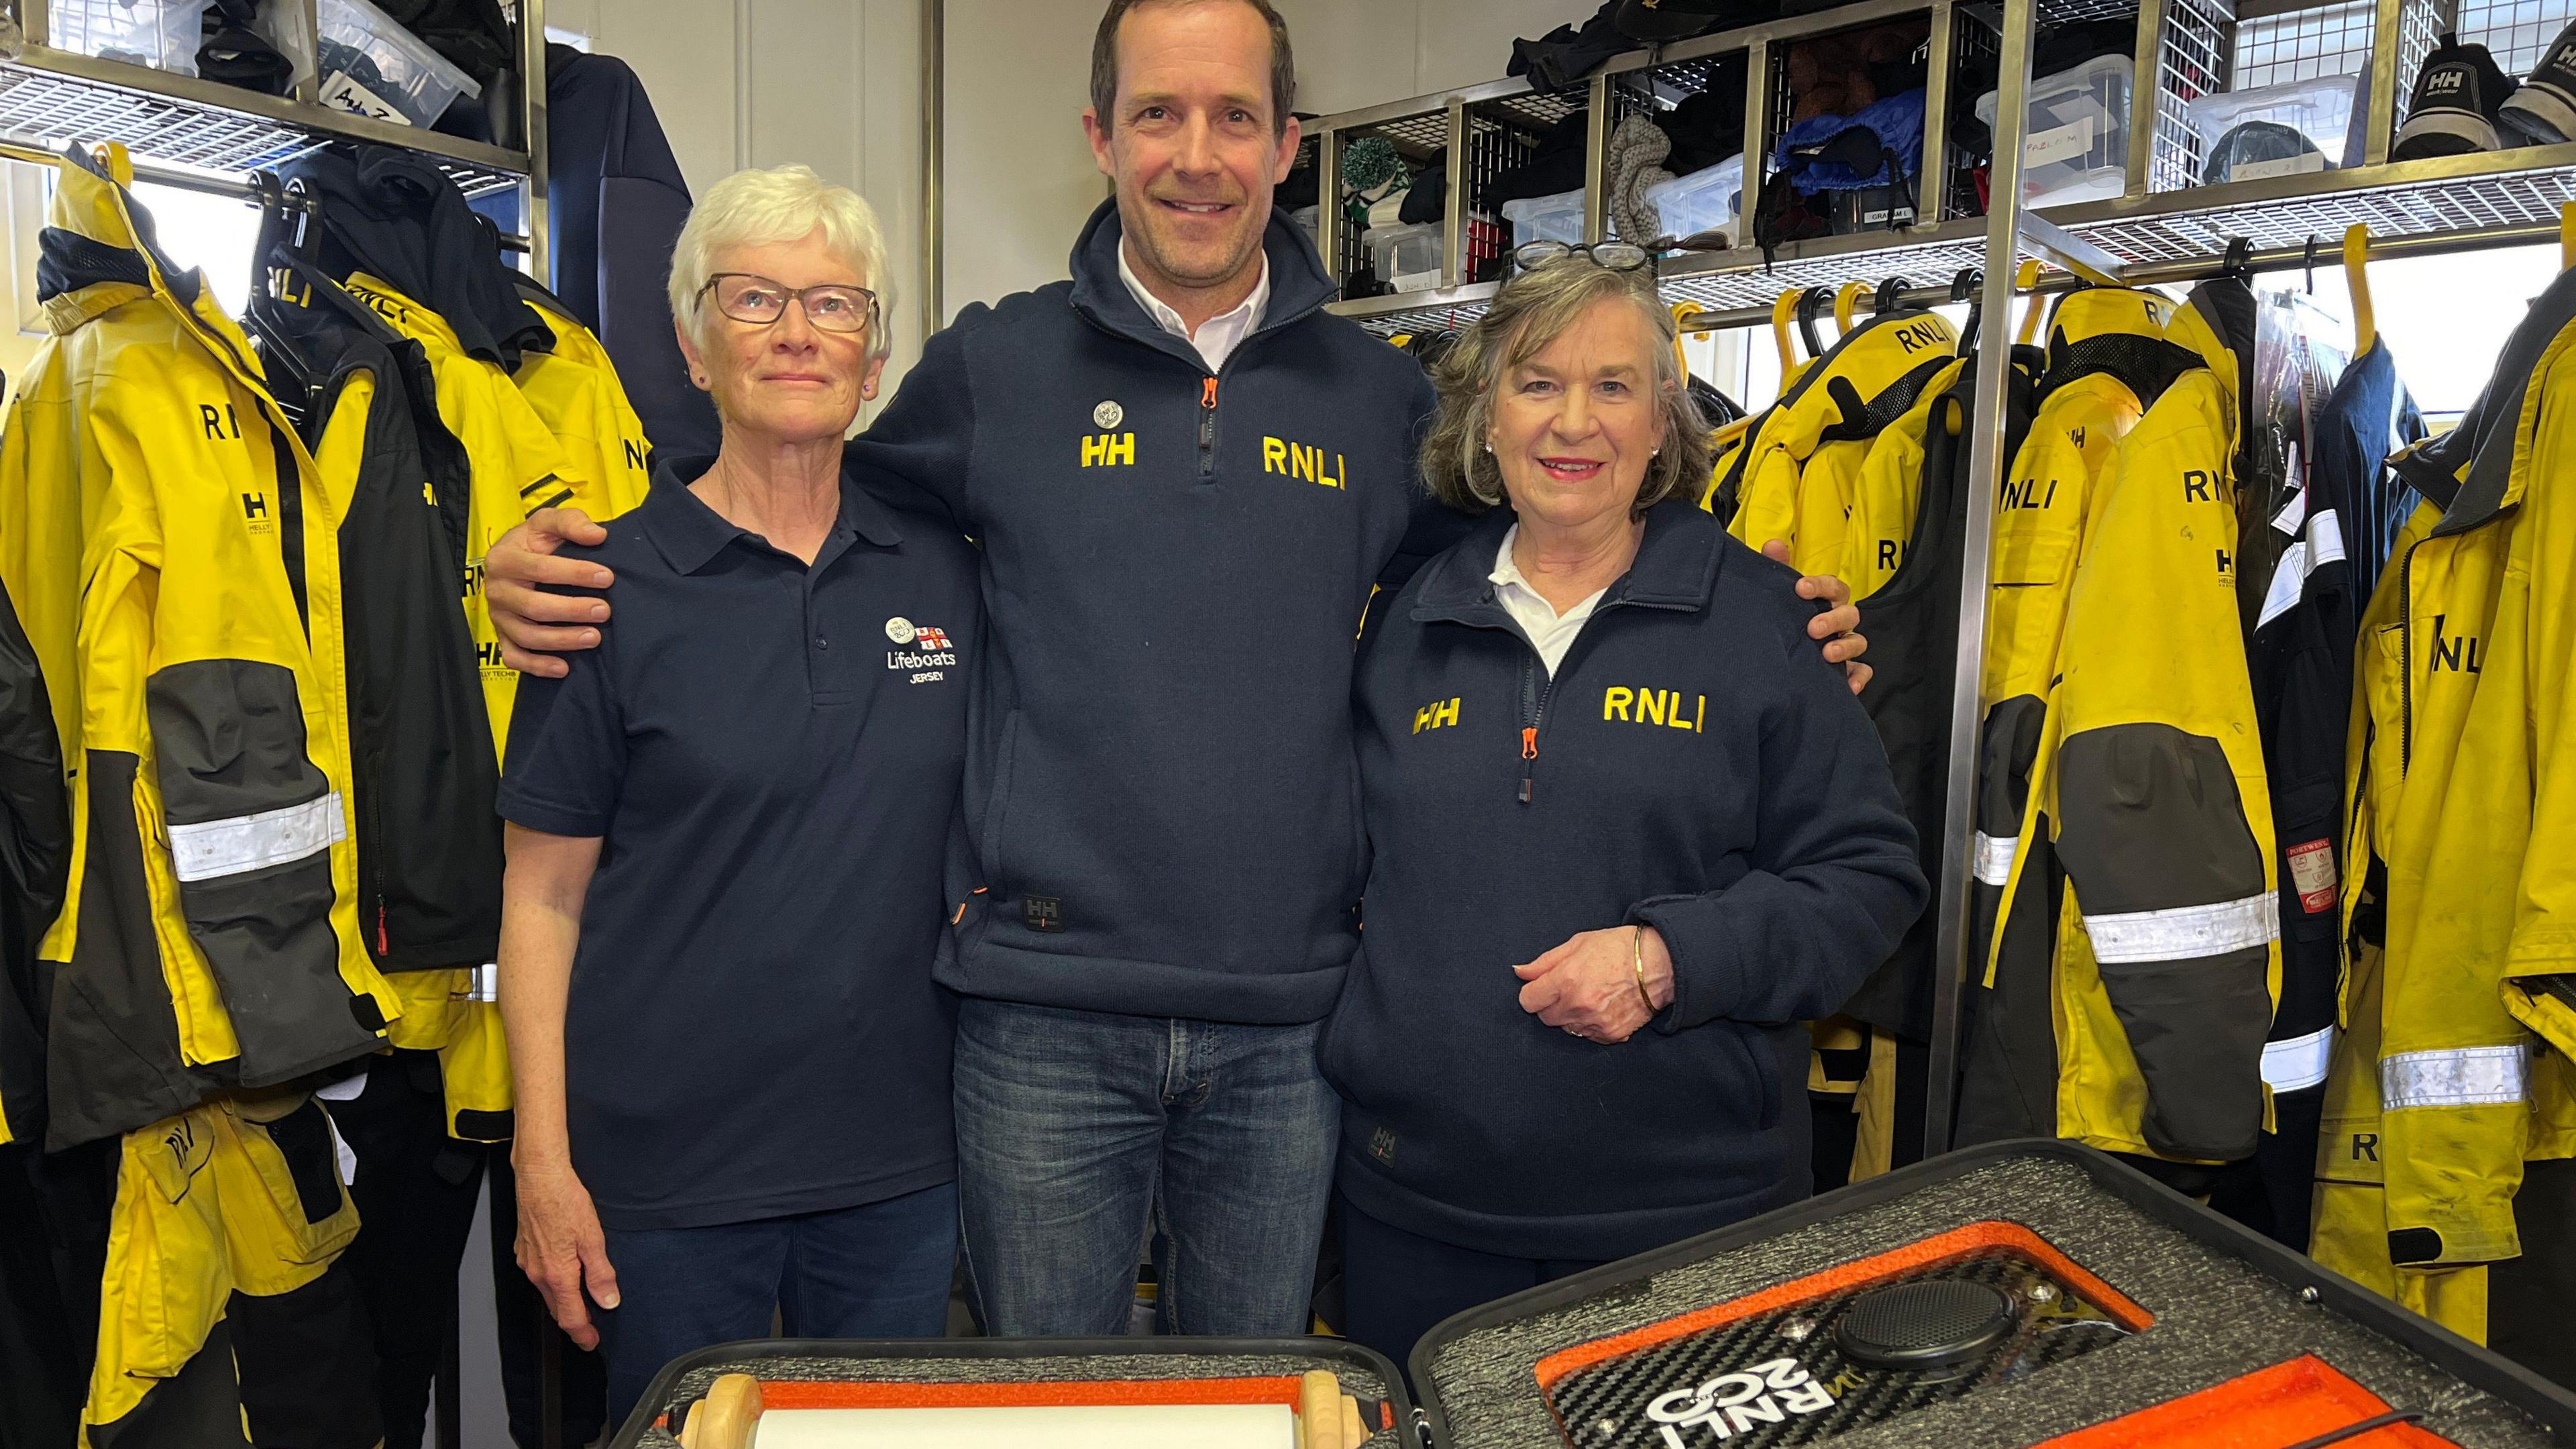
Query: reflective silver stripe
165,794,346,882
2082,892,2278,964
2380,1045,2529,1110
2261,1026,2334,1092
1973,832,2017,887
468,963,499,1003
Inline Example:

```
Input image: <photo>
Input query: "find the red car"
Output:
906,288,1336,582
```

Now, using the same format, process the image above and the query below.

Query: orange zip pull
1201,376,1219,408
1521,727,1539,760
376,902,389,955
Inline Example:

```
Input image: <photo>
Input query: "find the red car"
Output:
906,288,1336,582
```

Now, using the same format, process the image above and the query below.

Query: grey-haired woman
1318,258,1928,1365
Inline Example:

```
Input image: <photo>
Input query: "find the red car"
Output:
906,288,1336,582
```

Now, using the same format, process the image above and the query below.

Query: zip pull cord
1521,727,1538,760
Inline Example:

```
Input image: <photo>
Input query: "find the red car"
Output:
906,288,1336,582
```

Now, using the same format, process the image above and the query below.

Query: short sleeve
497,598,624,838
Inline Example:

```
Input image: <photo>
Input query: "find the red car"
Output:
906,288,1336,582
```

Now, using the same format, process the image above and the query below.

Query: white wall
1277,0,1582,115
549,0,930,402
938,0,1107,313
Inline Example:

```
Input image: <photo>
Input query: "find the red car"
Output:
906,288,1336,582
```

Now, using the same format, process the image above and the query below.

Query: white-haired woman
496,164,979,1419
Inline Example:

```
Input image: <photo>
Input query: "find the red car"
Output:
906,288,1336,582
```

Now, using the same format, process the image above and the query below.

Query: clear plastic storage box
1645,156,1745,244
1974,52,2131,209
1365,221,1444,292
50,0,209,77
2187,76,2362,182
1500,187,1585,249
316,0,482,129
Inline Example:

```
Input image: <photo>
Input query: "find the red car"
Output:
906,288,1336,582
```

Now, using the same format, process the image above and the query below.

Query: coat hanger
1951,267,1983,354
1771,287,1803,376
1796,285,1834,360
245,170,327,422
1833,278,1870,333
1874,274,1911,319
2015,260,2046,347
2343,223,2377,355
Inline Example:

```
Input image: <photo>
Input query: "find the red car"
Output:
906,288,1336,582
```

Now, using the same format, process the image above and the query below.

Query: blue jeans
953,998,1338,1336
595,1181,957,1423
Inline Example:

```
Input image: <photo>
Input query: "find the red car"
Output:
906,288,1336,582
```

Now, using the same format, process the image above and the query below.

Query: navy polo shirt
499,457,979,1230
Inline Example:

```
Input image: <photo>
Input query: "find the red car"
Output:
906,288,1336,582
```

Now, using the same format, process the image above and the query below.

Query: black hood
281,142,550,368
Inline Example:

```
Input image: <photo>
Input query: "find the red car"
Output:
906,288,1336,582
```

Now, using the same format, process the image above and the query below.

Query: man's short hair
1090,0,1296,138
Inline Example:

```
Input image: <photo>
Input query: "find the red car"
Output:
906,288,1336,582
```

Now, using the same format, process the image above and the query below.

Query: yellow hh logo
1412,696,1460,734
1263,436,1347,489
1081,432,1136,467
1603,687,1705,733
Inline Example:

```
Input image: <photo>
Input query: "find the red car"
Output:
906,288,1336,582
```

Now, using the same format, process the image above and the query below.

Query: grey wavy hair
1419,260,1710,516
667,164,892,362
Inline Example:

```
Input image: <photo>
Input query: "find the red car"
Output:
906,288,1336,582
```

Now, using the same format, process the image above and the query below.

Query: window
131,180,264,318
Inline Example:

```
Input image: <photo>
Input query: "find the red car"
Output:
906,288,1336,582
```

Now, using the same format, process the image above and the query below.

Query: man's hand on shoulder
1760,539,1872,696
488,507,614,678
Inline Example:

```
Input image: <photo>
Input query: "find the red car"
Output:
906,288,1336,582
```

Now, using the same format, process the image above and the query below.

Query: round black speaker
1832,1279,2018,1375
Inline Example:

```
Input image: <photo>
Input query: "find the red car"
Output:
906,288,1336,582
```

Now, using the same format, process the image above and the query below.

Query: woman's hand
487,507,614,677
513,1156,620,1349
1515,926,1676,1044
1760,539,1872,695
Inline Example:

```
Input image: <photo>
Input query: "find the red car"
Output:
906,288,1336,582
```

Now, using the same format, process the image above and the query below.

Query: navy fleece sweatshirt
1320,501,1927,1260
842,201,1464,1023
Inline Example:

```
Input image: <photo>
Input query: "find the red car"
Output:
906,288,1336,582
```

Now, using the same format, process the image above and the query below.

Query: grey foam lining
635,1351,1402,1448
1424,1157,2558,1449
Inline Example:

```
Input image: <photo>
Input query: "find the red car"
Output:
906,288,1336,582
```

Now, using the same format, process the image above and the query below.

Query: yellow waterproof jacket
1992,281,2281,1165
513,280,654,521
338,272,589,747
0,148,398,1151
1707,311,1957,568
2316,270,2576,1340
1951,289,2195,1148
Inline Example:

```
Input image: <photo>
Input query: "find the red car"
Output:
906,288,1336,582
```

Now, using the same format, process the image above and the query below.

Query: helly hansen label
2286,839,2338,914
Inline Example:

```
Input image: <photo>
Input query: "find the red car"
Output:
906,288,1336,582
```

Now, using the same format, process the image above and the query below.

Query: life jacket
1705,309,1956,572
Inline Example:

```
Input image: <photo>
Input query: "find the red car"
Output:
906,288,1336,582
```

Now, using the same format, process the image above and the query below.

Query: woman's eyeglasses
701,272,879,333
1512,240,1653,274
1509,229,1733,278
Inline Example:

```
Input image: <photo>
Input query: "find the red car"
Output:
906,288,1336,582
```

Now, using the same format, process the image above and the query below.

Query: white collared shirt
1491,525,1609,677
1118,243,1270,373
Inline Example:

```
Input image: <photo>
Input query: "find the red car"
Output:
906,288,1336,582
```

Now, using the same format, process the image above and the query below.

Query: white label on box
1857,207,1917,225
2025,116,2096,169
2233,151,2328,182
319,71,411,125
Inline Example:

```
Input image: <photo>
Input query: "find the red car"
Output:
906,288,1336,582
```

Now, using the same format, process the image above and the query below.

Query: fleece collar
1064,197,1338,372
1409,498,1725,627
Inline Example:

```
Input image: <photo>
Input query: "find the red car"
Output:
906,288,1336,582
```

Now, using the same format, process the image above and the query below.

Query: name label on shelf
2233,151,2328,182
319,72,412,127
2025,116,2096,169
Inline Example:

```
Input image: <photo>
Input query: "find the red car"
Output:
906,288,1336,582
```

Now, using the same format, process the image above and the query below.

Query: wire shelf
2155,0,2238,190
2078,154,2576,254
0,57,524,196
2233,0,2377,86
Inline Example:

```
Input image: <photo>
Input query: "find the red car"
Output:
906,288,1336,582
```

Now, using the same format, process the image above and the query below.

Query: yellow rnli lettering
1081,432,1136,467
1607,688,1705,732
1412,696,1461,733
1261,435,1350,489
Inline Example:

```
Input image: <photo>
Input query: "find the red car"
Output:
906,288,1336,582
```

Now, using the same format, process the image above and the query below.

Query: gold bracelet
1632,925,1656,1014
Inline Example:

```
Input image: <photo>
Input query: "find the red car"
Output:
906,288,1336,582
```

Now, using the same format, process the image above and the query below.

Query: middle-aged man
482,0,1870,1337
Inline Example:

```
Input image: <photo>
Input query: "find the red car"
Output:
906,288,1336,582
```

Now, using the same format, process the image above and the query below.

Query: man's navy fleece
1321,501,1927,1261
843,201,1464,1024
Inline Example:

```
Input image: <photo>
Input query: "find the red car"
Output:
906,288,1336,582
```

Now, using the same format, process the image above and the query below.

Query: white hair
667,164,892,361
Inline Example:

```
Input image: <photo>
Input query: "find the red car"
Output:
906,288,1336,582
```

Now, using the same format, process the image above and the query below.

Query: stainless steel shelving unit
1309,0,2576,1152
1,0,549,270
